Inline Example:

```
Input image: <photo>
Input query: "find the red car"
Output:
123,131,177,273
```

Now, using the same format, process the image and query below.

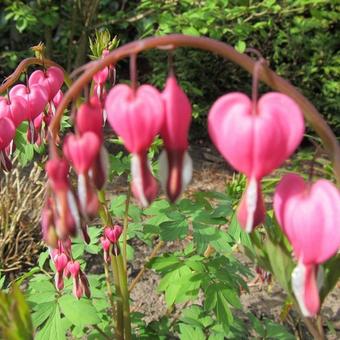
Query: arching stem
48,34,340,185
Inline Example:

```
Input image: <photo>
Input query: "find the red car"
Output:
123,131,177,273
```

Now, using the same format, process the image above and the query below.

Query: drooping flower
105,84,164,207
274,173,340,316
208,92,304,232
67,260,91,299
63,132,101,217
9,83,48,143
45,158,81,239
28,66,64,101
0,116,16,171
0,95,27,127
158,75,193,202
76,96,108,189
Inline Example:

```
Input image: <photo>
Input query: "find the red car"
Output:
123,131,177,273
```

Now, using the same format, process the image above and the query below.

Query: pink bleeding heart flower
104,224,123,244
105,84,164,207
274,173,340,317
10,83,48,143
158,75,193,202
0,117,16,171
10,83,48,121
0,96,27,127
52,251,68,291
29,66,64,101
76,97,108,189
63,132,100,217
46,158,70,191
46,158,80,239
63,132,100,174
67,260,81,278
208,92,304,232
101,236,111,263
76,96,103,140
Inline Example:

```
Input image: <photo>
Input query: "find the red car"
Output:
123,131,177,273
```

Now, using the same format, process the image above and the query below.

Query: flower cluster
0,66,64,171
51,239,90,299
100,224,123,263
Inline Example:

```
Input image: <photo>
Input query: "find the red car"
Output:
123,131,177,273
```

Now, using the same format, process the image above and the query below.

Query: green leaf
182,27,200,36
159,219,188,241
179,323,205,340
59,295,100,327
38,250,50,269
32,302,56,328
215,291,233,333
35,304,65,340
265,320,295,340
320,253,340,302
263,238,294,293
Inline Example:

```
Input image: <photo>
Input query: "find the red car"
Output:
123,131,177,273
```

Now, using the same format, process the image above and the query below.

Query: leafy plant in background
1,1,339,134
0,26,340,340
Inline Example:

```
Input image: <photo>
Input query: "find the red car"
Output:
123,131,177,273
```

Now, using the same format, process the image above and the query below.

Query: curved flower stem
50,34,340,185
0,57,72,93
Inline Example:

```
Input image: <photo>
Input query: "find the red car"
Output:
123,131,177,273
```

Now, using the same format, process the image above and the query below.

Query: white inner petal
67,189,81,233
245,177,257,233
182,151,193,190
292,261,310,317
131,154,148,208
78,174,87,214
158,150,168,193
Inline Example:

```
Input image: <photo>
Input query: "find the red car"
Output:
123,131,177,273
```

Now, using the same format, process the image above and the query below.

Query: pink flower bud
67,261,80,278
104,225,123,244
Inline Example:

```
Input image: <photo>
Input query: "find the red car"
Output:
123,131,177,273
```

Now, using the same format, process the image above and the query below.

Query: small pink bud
104,225,123,244
101,236,111,251
53,253,68,273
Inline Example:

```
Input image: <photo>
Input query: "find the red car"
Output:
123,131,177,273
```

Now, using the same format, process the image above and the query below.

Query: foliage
0,1,339,133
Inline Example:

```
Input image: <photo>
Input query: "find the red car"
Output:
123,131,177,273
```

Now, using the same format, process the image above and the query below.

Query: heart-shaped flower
105,84,164,153
10,83,48,121
29,66,64,101
209,92,304,179
274,173,340,316
0,96,27,127
63,132,100,174
105,84,164,206
67,261,80,278
76,96,103,139
208,92,304,232
0,117,16,150
158,75,193,202
274,174,340,265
